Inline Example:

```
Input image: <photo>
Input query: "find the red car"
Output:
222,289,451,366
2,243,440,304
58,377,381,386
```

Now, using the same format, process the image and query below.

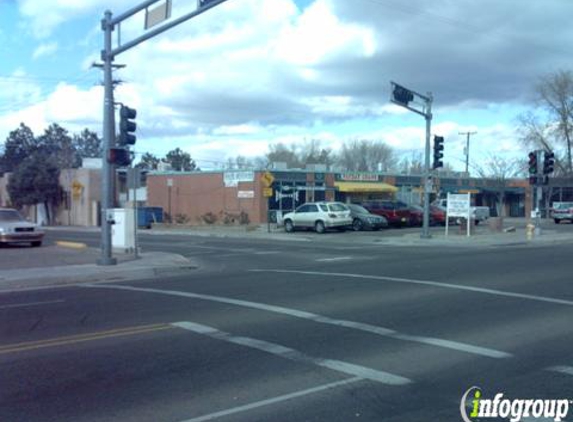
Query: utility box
111,208,135,252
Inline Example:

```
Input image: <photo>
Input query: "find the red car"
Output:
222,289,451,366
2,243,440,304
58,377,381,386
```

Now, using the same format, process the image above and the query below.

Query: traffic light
528,151,538,175
432,136,444,169
108,147,132,167
543,151,555,175
392,84,414,106
119,105,137,146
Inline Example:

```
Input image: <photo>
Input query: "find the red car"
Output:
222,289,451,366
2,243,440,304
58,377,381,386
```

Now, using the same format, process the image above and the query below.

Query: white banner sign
447,193,471,218
224,171,254,187
237,190,255,199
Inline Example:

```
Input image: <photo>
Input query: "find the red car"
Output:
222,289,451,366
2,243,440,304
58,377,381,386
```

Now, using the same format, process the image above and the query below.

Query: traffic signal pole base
97,256,117,266
420,233,432,239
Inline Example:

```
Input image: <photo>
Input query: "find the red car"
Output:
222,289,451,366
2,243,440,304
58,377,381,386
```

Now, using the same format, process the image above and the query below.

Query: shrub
201,212,218,225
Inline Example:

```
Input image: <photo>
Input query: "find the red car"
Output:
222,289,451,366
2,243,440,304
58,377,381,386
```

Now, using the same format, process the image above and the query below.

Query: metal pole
133,168,139,258
97,10,117,266
421,95,433,239
535,150,542,235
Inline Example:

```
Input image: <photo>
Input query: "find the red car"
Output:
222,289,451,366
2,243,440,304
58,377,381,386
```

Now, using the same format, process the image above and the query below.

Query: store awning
334,181,398,193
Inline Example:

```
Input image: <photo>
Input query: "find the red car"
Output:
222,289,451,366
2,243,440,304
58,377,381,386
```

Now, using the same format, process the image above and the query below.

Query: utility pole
459,131,477,175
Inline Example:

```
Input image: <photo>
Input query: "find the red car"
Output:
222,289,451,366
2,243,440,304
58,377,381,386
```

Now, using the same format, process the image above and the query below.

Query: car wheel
554,219,560,224
284,219,294,233
352,219,363,231
314,220,326,234
31,241,42,247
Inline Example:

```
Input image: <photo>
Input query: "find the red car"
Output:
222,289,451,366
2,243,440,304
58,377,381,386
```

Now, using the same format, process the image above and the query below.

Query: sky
1,0,572,172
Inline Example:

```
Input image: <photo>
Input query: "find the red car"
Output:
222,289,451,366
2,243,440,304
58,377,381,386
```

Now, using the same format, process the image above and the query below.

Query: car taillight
328,213,337,218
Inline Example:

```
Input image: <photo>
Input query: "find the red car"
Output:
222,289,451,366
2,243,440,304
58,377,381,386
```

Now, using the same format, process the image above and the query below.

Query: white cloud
32,41,58,59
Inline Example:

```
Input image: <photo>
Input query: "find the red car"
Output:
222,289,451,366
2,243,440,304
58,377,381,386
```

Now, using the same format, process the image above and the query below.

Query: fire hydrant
526,223,535,240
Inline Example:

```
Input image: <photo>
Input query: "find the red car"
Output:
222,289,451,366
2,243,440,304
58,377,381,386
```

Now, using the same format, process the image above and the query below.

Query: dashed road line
316,256,353,262
172,321,411,385
85,284,510,359
548,366,573,377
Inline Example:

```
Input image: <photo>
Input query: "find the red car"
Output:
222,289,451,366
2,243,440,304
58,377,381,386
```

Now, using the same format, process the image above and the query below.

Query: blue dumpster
138,207,163,229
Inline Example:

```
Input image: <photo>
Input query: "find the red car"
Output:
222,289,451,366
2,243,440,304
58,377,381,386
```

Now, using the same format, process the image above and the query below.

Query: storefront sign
224,171,254,187
336,173,380,182
238,190,255,199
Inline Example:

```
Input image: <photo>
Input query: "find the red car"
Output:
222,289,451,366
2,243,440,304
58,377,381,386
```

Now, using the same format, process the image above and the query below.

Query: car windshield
0,210,24,222
349,204,370,214
553,203,573,210
328,203,347,212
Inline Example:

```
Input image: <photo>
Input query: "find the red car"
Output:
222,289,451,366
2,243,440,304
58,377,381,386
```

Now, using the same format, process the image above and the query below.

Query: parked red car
362,201,412,227
408,204,447,226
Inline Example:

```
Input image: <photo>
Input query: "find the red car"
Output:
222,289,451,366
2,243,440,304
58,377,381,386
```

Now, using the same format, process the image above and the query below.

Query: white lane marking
0,299,65,310
251,269,573,308
253,251,280,255
85,284,510,359
316,256,353,262
548,366,573,376
172,321,411,385
179,377,362,422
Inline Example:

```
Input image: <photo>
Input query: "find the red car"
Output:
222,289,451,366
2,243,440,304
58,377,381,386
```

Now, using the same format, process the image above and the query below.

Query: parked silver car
283,202,352,233
551,202,573,223
0,208,44,247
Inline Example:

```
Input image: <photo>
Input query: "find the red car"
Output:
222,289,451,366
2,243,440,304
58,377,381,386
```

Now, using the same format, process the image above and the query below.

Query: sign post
446,193,471,237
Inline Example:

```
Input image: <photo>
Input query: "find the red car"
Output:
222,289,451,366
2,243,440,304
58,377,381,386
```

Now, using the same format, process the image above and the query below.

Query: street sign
167,178,173,187
71,180,83,199
263,187,273,197
238,190,255,199
261,171,274,187
446,193,470,218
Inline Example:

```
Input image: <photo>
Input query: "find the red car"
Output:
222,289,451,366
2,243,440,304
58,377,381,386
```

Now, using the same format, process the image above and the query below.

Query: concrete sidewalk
0,248,197,292
45,220,572,247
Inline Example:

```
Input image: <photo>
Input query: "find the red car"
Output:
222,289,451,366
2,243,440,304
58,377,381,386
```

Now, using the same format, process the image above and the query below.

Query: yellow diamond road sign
263,187,273,197
261,171,274,187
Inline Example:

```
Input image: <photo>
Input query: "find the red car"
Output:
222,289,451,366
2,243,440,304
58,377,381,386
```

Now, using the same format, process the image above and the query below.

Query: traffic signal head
432,136,444,169
543,151,555,175
528,151,538,175
108,147,132,167
119,105,137,146
392,84,414,106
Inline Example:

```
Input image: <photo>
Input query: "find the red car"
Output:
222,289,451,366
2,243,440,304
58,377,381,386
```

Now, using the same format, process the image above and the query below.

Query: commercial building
146,168,532,225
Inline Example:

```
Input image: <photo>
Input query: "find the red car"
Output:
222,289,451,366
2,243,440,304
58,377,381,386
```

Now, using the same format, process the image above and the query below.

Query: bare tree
474,155,524,217
517,69,573,175
336,140,395,172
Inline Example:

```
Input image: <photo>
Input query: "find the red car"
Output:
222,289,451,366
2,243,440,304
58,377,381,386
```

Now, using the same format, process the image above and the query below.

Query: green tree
1,123,39,173
7,154,61,223
136,152,161,170
164,148,196,171
37,123,79,169
73,129,102,160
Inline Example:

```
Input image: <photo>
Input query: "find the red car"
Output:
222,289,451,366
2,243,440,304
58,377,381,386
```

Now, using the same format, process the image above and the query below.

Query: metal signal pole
96,0,229,265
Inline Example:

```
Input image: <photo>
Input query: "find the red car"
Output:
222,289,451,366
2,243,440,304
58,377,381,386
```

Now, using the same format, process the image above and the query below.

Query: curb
0,252,198,293
55,240,88,249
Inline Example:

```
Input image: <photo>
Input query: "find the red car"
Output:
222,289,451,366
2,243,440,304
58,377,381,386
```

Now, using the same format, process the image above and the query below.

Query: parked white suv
283,202,352,233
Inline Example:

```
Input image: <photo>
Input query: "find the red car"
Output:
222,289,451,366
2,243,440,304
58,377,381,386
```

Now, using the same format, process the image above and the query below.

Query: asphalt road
1,228,572,421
